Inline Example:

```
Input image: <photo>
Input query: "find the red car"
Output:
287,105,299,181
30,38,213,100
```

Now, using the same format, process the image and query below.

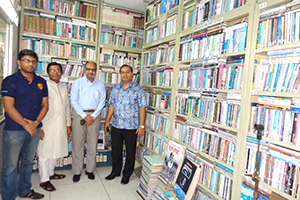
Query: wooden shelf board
23,32,96,46
99,43,142,53
25,6,97,22
144,34,177,49
180,3,252,37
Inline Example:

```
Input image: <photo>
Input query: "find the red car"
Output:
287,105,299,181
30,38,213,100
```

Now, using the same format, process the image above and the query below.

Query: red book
79,3,83,17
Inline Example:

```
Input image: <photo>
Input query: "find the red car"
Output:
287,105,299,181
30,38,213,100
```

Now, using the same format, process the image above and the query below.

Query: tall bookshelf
242,0,300,199
139,0,300,199
19,0,145,169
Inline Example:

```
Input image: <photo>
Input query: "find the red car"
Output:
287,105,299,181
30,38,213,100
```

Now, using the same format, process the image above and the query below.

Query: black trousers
111,126,137,178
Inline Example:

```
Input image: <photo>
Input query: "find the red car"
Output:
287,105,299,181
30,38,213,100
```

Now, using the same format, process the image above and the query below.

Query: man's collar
16,70,37,80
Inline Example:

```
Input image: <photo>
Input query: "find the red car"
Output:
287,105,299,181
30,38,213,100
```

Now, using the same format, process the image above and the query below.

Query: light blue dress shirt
109,81,147,129
71,76,106,119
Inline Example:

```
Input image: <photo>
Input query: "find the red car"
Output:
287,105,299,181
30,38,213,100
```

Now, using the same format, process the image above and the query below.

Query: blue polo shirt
1,70,48,130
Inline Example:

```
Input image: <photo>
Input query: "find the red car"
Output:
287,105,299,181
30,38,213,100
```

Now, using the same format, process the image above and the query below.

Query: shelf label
193,18,223,32
259,2,267,10
255,49,262,53
250,90,258,95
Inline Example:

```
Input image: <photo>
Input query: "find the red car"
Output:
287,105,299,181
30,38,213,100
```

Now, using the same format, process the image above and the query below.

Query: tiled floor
11,166,141,200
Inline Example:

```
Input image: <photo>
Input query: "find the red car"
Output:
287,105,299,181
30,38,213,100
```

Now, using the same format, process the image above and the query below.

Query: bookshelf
19,0,100,80
139,0,300,199
242,0,300,199
19,0,145,170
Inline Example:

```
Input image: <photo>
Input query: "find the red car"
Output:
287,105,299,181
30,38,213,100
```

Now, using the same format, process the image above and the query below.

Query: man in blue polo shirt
104,64,147,185
1,49,48,200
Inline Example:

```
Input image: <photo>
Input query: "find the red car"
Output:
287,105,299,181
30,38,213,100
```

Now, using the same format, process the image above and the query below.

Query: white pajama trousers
38,158,57,182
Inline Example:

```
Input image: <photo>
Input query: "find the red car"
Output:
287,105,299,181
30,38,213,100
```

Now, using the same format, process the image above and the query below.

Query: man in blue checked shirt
70,61,106,183
105,64,147,185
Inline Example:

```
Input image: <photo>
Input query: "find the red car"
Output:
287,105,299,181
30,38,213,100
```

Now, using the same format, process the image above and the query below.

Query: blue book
238,26,247,51
228,67,236,89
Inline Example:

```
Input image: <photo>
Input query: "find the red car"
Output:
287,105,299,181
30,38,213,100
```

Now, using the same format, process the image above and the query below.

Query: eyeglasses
49,69,62,73
85,67,96,72
21,59,37,65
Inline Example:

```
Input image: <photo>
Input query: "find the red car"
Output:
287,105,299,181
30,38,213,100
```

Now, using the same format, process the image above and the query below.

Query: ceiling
102,0,149,12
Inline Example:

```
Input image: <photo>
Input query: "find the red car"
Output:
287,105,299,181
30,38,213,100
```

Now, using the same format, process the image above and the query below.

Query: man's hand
136,127,145,138
67,126,72,136
40,130,45,140
104,120,111,132
84,115,94,126
23,118,38,136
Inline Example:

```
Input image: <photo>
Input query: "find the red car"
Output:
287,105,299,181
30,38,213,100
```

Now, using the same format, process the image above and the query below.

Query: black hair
120,64,133,73
47,62,63,74
18,49,38,62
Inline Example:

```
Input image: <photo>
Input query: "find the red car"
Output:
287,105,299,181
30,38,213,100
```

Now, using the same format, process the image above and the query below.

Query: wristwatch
35,119,41,125
139,125,145,129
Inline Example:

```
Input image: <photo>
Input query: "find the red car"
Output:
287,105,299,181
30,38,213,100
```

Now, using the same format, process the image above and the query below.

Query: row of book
32,151,110,170
145,13,178,44
102,6,144,30
179,18,247,61
22,37,96,60
99,49,141,69
146,109,170,135
25,0,98,20
37,62,84,78
178,57,244,90
24,11,97,42
101,26,144,49
100,69,139,85
182,0,248,31
244,137,300,198
143,42,176,66
142,66,173,87
249,96,300,146
198,158,233,200
144,131,168,158
173,120,236,167
145,90,172,111
145,0,180,22
257,2,300,49
175,93,241,129
253,51,300,93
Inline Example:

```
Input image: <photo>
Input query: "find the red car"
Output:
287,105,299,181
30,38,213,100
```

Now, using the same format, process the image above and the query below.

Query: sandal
21,189,44,199
50,173,66,180
40,181,56,192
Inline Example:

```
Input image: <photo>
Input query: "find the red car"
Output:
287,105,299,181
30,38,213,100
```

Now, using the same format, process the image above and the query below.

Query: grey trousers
72,111,100,174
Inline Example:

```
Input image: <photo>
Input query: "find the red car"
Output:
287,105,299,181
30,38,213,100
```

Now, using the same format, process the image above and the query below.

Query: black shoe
121,177,129,185
73,174,81,183
85,171,95,180
105,172,121,180
21,189,44,199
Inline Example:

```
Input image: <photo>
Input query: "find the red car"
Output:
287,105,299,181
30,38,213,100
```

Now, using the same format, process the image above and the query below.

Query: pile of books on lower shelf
136,155,164,200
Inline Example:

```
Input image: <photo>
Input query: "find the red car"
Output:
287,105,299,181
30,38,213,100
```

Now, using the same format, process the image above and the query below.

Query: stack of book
137,155,164,200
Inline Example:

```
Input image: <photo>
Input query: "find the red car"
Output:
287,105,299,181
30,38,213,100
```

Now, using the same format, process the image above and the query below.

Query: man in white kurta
37,62,71,191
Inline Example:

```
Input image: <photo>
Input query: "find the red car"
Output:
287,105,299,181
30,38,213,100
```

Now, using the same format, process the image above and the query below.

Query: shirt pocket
93,90,101,100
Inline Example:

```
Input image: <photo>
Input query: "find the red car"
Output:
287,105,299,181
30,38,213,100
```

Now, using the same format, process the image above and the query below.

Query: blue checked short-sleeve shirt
109,81,147,129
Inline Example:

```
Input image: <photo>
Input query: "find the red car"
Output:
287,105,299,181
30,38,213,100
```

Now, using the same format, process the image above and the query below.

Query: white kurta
38,80,71,159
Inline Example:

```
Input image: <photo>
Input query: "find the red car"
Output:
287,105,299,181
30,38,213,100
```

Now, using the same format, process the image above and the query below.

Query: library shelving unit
19,0,145,170
98,2,144,86
138,0,300,199
20,0,100,83
242,0,300,199
140,0,181,165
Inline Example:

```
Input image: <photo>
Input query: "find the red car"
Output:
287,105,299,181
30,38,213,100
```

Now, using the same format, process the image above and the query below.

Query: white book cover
161,140,186,186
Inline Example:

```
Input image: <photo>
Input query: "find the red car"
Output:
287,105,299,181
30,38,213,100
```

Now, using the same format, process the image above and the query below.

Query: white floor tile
1,166,142,200
49,180,109,200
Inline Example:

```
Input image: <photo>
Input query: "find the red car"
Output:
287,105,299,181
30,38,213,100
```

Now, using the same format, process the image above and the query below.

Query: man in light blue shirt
71,61,106,182
105,64,147,184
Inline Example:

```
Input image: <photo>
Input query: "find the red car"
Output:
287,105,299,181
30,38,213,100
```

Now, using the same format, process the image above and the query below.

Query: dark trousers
111,126,137,178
